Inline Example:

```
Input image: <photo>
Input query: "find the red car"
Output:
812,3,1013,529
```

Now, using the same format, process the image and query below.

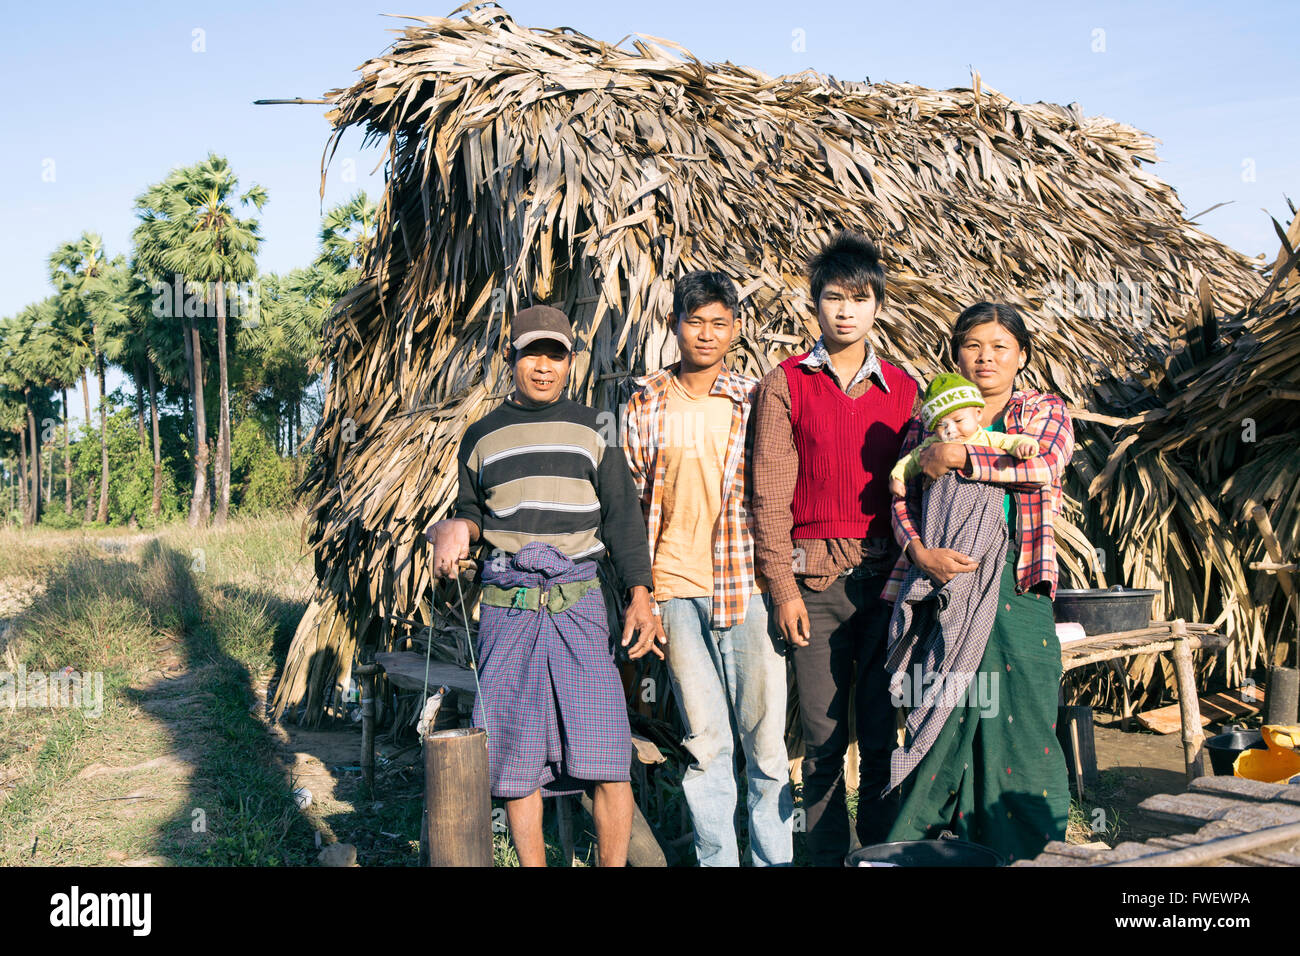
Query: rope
455,570,485,711
419,566,485,732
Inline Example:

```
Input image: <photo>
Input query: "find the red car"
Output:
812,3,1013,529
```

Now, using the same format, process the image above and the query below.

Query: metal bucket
845,837,1004,867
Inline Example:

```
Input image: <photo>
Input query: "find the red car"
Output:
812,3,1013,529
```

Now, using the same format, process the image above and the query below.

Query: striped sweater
454,395,652,591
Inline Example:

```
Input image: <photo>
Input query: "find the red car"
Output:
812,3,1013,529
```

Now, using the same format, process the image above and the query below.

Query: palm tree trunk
81,369,92,435
135,361,147,447
25,388,41,527
188,319,210,527
96,352,109,523
148,363,162,517
183,314,195,454
18,440,30,527
84,474,96,523
214,279,231,526
63,388,72,515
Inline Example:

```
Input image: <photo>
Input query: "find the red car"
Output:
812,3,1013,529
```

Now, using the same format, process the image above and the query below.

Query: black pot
845,838,1004,867
1205,728,1267,776
1054,586,1159,635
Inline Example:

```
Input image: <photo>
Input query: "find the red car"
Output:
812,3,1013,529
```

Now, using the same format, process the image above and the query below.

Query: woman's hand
917,442,970,480
909,541,977,585
622,587,666,660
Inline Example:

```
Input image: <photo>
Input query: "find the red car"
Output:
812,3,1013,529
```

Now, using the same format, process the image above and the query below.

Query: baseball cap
510,305,574,352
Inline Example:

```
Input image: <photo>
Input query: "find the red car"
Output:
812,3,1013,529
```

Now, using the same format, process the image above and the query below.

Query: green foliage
37,509,81,530
230,416,293,515
71,406,183,526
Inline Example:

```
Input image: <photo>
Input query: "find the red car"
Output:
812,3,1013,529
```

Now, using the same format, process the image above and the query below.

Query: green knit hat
921,372,984,430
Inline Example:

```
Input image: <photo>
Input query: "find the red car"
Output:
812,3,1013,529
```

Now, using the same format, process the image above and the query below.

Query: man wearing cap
426,305,662,867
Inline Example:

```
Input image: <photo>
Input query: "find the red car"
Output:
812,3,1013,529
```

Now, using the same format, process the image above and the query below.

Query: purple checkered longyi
473,542,631,798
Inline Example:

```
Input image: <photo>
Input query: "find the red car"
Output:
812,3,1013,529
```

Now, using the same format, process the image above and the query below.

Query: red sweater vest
781,354,917,540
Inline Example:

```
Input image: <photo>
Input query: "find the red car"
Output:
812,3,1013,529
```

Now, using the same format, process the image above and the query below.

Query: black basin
1205,728,1267,776
846,838,1004,867
1055,586,1159,635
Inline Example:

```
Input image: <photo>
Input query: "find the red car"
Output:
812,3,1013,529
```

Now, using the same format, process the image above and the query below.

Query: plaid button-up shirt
882,389,1074,602
798,335,887,394
622,365,760,628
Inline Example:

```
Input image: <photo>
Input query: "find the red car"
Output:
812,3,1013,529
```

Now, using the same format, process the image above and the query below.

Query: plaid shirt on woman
622,365,761,629
882,389,1074,602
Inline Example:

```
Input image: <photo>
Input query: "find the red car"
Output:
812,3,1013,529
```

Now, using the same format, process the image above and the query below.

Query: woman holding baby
881,302,1074,863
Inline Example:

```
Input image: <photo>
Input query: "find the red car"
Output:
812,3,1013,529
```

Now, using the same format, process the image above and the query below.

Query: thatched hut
274,3,1275,725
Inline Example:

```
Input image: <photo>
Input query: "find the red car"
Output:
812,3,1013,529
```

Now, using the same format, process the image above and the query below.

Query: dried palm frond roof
274,3,1267,723
1084,213,1300,690
319,3,1261,402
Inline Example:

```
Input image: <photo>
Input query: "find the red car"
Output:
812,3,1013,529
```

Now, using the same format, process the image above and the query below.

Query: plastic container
845,837,1003,867
1053,586,1159,635
1205,727,1267,776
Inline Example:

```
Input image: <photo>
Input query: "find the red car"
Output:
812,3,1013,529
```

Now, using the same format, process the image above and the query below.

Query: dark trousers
793,570,901,865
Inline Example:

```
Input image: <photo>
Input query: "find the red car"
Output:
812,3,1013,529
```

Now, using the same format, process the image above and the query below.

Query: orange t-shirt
651,376,732,601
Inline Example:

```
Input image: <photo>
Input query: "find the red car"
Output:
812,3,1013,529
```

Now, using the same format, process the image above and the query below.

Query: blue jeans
659,592,793,866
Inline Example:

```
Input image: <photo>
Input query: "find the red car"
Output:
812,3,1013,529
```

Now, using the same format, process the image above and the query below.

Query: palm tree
316,191,377,280
0,385,27,525
133,154,267,526
0,303,60,526
29,303,87,516
135,181,210,525
49,234,128,524
242,266,329,460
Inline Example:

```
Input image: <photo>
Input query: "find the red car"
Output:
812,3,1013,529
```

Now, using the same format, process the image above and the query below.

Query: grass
0,510,319,866
1066,768,1128,846
1,509,1134,866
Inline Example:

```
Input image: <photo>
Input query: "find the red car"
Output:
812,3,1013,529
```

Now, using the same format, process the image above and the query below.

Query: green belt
479,578,601,614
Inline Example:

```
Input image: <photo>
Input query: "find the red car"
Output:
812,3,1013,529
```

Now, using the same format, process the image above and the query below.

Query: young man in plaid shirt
623,271,793,867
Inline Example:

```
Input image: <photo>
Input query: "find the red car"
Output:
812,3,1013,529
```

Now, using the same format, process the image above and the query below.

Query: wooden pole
354,662,381,796
1251,505,1297,668
556,795,576,866
424,727,492,867
1170,620,1208,783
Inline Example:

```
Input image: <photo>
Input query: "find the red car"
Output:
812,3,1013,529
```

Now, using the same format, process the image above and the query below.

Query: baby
889,372,1038,498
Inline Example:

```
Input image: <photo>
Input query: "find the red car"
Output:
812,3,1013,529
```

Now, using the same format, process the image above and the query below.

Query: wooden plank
1135,687,1264,734
375,651,479,695
1106,819,1300,867
1189,775,1300,805
1194,825,1300,865
1163,822,1300,865
1217,801,1300,829
1138,791,1247,825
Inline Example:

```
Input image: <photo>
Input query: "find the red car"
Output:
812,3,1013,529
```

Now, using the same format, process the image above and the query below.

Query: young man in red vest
751,232,920,865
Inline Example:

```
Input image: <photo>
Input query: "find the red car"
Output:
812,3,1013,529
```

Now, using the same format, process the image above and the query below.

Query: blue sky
1,1,1295,417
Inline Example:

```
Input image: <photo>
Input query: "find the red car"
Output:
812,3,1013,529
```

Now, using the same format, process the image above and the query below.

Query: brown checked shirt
751,340,923,606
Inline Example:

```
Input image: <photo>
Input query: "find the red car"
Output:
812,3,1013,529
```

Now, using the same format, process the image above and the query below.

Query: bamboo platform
1016,775,1300,866
1060,620,1229,782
